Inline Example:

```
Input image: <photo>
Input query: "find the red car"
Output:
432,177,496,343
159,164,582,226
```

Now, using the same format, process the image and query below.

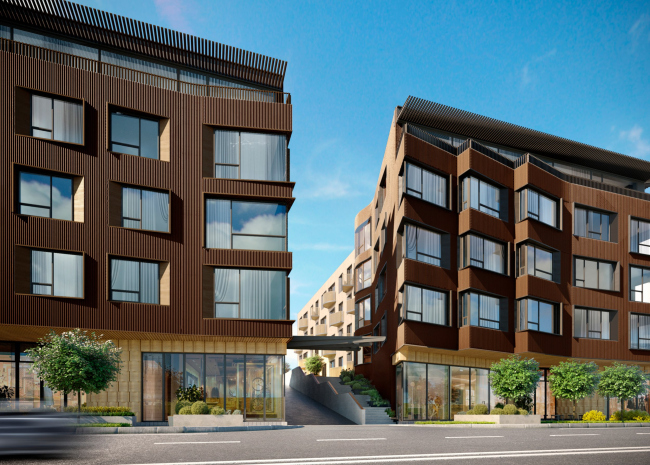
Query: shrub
361,389,378,396
63,406,135,416
342,376,351,383
634,415,650,422
490,408,504,415
232,409,242,415
473,404,489,415
191,401,209,415
179,406,192,415
503,404,519,415
305,355,325,375
582,410,606,422
466,409,475,415
352,383,362,390
210,407,225,415
175,400,192,414
176,385,204,403
344,381,355,386
611,409,649,421
518,409,529,416
495,403,504,409
354,374,364,380
456,411,466,415
340,368,355,380
385,408,396,418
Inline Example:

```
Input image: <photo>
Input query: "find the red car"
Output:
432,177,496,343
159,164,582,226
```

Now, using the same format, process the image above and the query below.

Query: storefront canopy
287,335,386,351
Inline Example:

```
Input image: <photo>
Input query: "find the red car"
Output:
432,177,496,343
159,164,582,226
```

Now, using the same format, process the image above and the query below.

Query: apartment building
352,96,650,421
0,0,293,422
295,251,356,377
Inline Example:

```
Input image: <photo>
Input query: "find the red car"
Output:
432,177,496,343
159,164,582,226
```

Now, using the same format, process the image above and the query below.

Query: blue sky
82,0,650,325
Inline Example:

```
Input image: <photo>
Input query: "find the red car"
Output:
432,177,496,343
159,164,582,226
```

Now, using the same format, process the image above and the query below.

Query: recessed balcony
315,325,328,336
310,307,320,320
298,319,309,331
329,312,345,327
322,291,336,309
346,298,355,314
342,273,354,292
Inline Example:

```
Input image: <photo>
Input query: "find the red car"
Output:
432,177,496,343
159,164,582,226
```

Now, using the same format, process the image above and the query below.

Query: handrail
0,38,291,104
405,124,457,155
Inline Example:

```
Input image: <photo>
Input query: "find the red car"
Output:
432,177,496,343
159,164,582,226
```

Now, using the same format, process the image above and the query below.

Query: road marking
120,446,650,465
550,434,600,437
155,441,240,445
317,438,386,442
445,436,504,439
637,433,650,434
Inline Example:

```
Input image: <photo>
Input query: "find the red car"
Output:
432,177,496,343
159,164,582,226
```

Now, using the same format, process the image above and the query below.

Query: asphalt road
3,425,650,465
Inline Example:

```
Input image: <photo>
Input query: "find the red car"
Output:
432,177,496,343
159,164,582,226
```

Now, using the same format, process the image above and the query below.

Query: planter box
74,415,136,425
168,415,244,427
455,414,541,424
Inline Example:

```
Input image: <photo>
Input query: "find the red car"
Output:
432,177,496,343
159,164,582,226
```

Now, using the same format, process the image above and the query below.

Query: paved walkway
285,382,355,426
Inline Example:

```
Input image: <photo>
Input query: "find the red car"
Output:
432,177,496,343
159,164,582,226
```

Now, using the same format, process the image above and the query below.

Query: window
18,170,72,220
373,321,383,354
380,313,387,347
356,297,371,328
338,329,343,336
517,299,560,335
630,218,650,255
205,199,287,251
631,266,650,303
460,291,506,330
30,93,83,144
575,207,610,241
574,257,616,291
403,162,447,208
460,234,506,274
330,360,335,368
377,266,387,305
355,220,371,256
110,111,160,159
338,356,343,367
630,313,650,350
356,260,372,291
213,268,286,320
403,284,448,325
405,224,441,266
346,323,352,335
517,243,556,282
338,274,343,293
380,224,387,255
574,308,613,340
519,188,558,228
213,130,286,181
30,249,83,297
461,177,501,219
347,352,353,362
355,334,371,365
121,186,169,232
320,316,326,325
110,258,159,304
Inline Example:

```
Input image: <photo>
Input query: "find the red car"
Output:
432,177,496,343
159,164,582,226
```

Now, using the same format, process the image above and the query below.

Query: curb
402,422,650,428
75,425,303,434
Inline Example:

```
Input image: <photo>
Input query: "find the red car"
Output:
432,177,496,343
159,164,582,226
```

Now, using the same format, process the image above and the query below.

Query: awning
287,335,386,351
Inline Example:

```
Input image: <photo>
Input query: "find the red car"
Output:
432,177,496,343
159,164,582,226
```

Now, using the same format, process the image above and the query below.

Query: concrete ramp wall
289,368,365,425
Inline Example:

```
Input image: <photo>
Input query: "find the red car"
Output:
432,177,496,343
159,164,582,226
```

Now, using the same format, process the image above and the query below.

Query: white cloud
620,125,650,159
629,13,650,48
519,48,557,89
153,0,195,34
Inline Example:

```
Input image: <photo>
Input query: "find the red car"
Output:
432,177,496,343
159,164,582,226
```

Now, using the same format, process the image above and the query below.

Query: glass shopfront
142,353,284,422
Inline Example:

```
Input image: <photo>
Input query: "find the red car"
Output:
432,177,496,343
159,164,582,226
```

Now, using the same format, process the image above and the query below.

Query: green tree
304,355,325,376
488,355,541,405
26,329,122,413
284,362,291,373
548,361,600,419
597,362,649,414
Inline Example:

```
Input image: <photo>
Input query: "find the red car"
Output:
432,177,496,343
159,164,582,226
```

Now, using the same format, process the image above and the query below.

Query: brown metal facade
1,19,293,340
354,103,650,407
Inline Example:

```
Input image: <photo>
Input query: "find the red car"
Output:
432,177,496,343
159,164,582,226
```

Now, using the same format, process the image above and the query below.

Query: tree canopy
597,362,649,408
304,355,325,375
548,360,600,417
488,355,541,402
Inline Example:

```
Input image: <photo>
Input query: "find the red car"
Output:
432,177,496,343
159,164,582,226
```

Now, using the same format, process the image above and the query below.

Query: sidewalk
76,425,302,434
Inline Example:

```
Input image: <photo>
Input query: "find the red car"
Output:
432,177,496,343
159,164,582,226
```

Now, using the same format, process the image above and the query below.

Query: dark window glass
110,258,159,304
460,292,502,330
404,284,448,325
517,299,560,335
405,224,441,266
462,177,500,218
110,112,160,159
575,207,610,241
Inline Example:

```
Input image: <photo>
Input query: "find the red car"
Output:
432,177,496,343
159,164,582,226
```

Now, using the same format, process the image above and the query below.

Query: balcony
323,350,337,358
0,38,291,104
346,298,355,315
293,349,303,354
322,291,336,309
315,325,328,336
298,319,309,331
329,312,345,327
310,307,320,320
342,273,354,292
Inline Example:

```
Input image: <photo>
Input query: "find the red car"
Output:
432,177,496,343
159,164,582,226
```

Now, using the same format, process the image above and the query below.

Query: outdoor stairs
323,377,394,425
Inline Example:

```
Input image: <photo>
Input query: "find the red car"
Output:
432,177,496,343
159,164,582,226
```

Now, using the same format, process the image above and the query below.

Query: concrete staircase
323,377,394,425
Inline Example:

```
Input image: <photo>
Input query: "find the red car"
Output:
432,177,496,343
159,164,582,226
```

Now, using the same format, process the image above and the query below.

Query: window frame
459,291,506,331
109,256,161,304
460,233,507,275
630,313,650,350
404,223,443,267
402,160,449,209
355,220,371,256
517,242,558,283
120,184,170,233
27,90,84,145
402,283,450,327
355,260,372,291
109,110,161,160
573,256,617,291
356,296,372,329
28,248,84,298
17,168,74,221
516,298,561,335
630,217,650,255
461,175,503,219
573,307,615,340
519,187,559,228
574,205,612,242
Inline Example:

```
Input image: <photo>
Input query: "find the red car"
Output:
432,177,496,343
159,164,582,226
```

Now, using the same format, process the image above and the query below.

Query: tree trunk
573,400,577,420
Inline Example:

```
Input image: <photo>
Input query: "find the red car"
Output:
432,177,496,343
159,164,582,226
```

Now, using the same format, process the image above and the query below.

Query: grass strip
415,421,495,425
74,423,131,427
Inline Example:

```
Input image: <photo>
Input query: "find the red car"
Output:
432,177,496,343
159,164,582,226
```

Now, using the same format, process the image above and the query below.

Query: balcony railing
310,307,320,320
329,312,345,327
322,291,336,309
341,274,354,292
315,325,328,336
297,319,308,331
323,350,337,358
0,38,291,104
346,297,355,314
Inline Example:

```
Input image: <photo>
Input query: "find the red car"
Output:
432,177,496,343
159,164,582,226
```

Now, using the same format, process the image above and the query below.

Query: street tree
488,355,541,406
304,355,325,376
548,360,600,418
597,362,649,412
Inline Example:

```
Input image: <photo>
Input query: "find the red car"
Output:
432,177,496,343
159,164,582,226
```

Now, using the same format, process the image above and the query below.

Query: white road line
317,438,386,442
445,436,504,439
118,446,650,465
155,441,240,445
637,433,650,434
550,434,600,436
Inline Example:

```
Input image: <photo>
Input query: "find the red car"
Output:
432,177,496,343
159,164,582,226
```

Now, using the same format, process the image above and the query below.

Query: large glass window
405,224,441,266
518,243,555,281
451,366,470,416
520,188,557,227
14,28,99,60
460,291,505,330
205,199,287,251
575,207,610,241
574,257,616,291
630,313,650,350
471,368,490,411
427,364,449,420
19,171,72,220
213,268,286,320
214,130,287,181
403,284,448,326
356,297,371,328
355,260,372,291
630,266,650,303
355,220,371,256
109,258,160,304
30,94,83,144
631,218,650,255
517,298,560,335
461,176,501,218
30,249,83,298
110,112,160,159
574,308,613,340
404,162,447,208
403,362,427,421
460,234,506,274
122,186,169,232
